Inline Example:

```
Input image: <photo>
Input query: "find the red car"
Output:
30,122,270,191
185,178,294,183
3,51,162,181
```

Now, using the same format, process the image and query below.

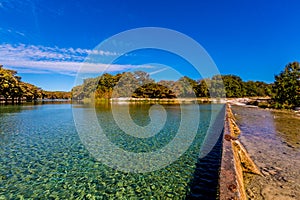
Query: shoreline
232,105,300,199
219,104,261,200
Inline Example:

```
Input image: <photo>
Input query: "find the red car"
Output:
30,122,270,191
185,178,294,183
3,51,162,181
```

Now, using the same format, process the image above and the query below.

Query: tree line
2,61,299,108
272,62,300,108
72,61,300,108
71,71,272,99
0,64,71,104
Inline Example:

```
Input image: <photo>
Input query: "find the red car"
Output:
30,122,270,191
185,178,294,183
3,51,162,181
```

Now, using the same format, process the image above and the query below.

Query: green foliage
71,85,84,100
0,65,25,103
113,72,139,97
132,83,176,98
156,77,197,98
222,75,244,98
1,63,276,103
72,71,155,99
175,76,197,97
272,61,300,108
42,91,71,99
133,71,154,85
0,64,70,103
209,75,226,98
194,79,210,97
72,70,275,100
244,81,272,97
4,60,299,109
0,65,19,100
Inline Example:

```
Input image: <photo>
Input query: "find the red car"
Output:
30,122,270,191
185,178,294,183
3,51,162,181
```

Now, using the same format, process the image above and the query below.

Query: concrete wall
219,104,260,200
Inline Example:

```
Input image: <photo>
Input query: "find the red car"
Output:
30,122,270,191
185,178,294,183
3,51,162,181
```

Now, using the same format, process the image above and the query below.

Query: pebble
261,172,270,177
274,166,283,171
280,176,288,182
246,188,255,199
268,170,277,175
261,167,278,176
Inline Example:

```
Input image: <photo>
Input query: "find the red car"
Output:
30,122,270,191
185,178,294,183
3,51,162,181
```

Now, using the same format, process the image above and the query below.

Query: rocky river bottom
232,106,300,200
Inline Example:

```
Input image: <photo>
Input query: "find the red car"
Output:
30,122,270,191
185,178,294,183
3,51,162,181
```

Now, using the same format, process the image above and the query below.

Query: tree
177,76,198,97
95,73,119,99
195,79,210,97
0,65,71,103
243,81,272,97
273,61,300,108
132,83,176,98
0,65,22,103
112,71,154,98
210,75,226,98
222,75,245,98
21,83,42,101
70,69,276,101
157,77,197,98
112,72,138,97
133,71,154,85
42,91,71,99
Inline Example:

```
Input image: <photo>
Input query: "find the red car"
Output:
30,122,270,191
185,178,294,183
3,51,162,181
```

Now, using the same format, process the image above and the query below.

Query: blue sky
1,0,300,91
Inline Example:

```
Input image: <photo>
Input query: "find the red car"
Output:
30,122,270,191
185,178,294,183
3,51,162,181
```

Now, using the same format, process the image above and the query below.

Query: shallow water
232,106,300,199
0,103,224,199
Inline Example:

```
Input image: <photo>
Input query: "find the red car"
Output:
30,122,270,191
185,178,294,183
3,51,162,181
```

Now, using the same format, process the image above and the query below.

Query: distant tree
0,65,70,103
243,81,272,97
69,69,276,101
222,75,245,98
0,65,22,103
195,79,210,97
21,83,42,101
132,83,176,98
82,77,99,98
112,72,139,97
210,75,226,98
43,91,71,99
133,71,154,85
178,76,198,97
272,61,300,108
157,80,178,96
71,85,85,100
95,73,120,99
159,76,197,98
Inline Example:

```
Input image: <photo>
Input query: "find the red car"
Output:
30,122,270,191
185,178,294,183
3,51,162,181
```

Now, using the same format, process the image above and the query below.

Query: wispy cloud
0,28,27,41
0,43,153,76
0,43,118,61
15,31,25,37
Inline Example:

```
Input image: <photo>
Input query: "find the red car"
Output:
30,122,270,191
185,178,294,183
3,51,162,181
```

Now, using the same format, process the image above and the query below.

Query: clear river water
0,102,225,199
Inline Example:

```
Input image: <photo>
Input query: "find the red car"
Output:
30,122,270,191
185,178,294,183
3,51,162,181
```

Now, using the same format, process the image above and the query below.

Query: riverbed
0,103,224,199
232,106,300,200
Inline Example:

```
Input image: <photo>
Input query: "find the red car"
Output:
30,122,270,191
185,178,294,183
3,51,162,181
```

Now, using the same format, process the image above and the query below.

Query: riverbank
232,105,300,199
80,97,226,104
219,105,261,200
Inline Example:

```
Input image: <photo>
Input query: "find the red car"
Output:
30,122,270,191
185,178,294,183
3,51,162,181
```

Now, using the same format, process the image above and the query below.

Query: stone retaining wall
219,104,260,200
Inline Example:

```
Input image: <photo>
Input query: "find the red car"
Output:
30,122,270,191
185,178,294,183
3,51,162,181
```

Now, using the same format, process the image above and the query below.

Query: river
0,102,224,199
